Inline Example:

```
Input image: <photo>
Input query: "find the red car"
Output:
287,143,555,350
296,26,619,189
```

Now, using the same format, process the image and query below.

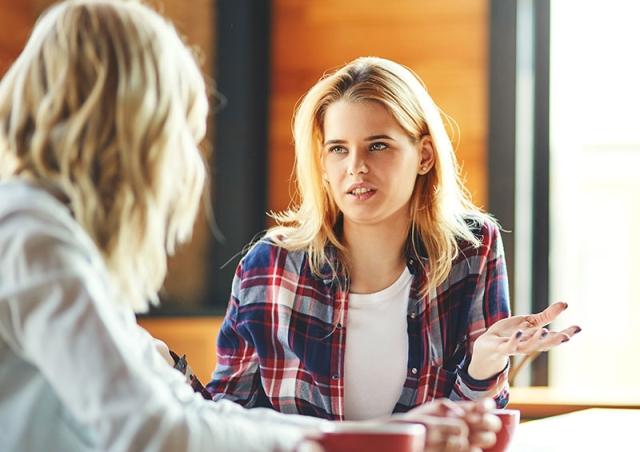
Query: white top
343,267,413,421
0,181,325,452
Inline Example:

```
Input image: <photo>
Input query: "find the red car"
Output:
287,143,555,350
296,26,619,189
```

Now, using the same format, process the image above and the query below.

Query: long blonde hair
270,56,490,296
0,0,208,312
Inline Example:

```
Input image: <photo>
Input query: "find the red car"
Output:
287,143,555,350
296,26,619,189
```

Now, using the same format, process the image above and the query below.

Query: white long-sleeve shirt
0,181,326,452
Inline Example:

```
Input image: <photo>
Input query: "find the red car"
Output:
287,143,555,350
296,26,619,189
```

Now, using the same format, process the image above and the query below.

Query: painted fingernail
515,330,523,339
574,327,582,334
541,330,549,338
562,338,569,343
561,302,569,310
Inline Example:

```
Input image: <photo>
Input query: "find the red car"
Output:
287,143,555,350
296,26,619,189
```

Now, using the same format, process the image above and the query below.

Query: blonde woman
209,57,580,424
0,1,342,451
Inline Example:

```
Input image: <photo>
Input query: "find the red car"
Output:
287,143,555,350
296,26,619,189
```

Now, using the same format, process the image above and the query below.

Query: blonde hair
270,56,491,296
0,0,208,312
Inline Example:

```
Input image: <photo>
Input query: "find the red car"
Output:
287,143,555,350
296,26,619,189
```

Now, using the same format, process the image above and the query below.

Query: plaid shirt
208,219,510,420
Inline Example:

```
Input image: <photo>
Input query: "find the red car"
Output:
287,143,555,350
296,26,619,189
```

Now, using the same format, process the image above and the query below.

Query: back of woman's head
272,56,486,294
0,0,208,311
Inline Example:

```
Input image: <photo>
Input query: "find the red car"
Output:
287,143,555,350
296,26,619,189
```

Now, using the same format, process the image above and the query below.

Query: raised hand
469,302,582,380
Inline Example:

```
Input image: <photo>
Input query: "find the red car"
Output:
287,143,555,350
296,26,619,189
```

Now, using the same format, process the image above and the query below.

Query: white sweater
0,181,325,452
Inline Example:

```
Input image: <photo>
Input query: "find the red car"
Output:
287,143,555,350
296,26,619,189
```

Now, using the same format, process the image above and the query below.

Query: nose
347,152,368,176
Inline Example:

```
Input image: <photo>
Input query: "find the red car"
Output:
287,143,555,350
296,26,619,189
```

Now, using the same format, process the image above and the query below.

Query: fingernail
515,330,523,339
541,330,549,338
562,338,569,343
574,327,582,334
561,302,569,310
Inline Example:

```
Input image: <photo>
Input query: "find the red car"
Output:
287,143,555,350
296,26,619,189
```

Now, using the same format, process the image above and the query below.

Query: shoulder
464,213,500,239
453,214,504,269
0,182,101,287
238,235,309,275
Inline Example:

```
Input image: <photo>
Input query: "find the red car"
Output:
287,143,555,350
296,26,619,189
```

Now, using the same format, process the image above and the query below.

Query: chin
342,213,384,226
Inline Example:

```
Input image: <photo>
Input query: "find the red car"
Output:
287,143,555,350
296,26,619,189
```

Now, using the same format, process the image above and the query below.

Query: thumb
525,301,568,327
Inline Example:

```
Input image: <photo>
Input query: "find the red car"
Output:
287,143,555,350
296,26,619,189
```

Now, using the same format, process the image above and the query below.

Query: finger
530,325,580,351
546,324,581,345
407,398,466,418
499,328,534,355
469,398,496,414
547,325,582,348
523,302,568,328
443,434,469,452
438,398,468,417
469,431,497,449
516,327,550,354
467,412,501,433
559,325,582,339
425,418,469,446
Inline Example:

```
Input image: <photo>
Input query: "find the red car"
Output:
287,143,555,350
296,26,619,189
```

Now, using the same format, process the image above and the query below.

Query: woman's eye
370,142,388,152
328,145,347,154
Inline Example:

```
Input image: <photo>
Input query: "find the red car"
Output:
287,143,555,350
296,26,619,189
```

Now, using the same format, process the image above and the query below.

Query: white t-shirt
344,267,413,420
0,181,325,452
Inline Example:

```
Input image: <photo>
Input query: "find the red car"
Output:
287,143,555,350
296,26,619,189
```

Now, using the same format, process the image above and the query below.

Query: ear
417,135,434,175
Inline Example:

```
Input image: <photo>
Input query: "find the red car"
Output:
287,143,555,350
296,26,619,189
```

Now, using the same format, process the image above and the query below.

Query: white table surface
508,408,640,451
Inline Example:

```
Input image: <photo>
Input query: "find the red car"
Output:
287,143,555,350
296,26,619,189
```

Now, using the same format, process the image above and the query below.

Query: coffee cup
307,422,426,452
483,408,520,452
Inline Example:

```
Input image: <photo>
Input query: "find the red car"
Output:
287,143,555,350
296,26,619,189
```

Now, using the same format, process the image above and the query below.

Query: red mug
483,408,520,452
310,422,426,452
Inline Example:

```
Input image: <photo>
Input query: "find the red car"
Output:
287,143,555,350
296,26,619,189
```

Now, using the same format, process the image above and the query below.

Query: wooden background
0,0,488,381
268,0,488,214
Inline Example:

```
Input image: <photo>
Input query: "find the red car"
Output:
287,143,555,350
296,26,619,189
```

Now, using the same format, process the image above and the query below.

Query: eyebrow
323,135,396,146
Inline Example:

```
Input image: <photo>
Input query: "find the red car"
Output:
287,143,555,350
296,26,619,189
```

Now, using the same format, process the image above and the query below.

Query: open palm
473,302,581,363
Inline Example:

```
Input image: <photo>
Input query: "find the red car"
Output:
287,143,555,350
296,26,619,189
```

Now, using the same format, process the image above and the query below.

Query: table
509,408,640,451
509,386,640,419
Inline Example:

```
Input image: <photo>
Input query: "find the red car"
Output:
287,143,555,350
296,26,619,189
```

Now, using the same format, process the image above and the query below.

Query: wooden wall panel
0,1,34,74
268,0,489,213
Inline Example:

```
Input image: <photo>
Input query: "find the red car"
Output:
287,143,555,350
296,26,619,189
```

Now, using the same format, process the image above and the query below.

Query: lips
346,182,377,199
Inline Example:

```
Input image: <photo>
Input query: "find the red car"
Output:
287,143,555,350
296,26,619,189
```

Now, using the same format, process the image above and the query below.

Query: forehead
323,99,403,139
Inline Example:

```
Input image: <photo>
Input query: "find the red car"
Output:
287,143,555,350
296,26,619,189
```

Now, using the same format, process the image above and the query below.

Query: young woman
0,2,502,451
209,57,580,422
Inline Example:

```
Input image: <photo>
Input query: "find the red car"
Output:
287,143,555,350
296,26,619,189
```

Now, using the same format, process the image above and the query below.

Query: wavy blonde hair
0,0,208,312
270,56,491,296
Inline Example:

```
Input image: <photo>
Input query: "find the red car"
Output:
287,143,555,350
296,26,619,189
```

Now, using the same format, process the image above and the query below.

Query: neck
342,217,410,294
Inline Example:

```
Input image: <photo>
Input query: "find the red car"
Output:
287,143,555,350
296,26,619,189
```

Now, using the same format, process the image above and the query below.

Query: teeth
351,187,372,195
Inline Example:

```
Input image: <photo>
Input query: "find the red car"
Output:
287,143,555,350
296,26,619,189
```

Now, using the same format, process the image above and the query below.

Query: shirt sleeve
0,226,326,452
207,262,266,408
450,221,511,407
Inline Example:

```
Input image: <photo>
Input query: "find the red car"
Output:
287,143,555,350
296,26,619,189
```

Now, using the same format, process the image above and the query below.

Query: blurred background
1,0,638,419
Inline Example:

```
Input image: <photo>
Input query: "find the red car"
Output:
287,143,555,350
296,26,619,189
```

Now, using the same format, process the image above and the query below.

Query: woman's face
321,99,432,229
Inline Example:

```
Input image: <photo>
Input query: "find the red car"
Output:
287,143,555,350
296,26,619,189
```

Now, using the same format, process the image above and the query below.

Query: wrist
467,352,509,381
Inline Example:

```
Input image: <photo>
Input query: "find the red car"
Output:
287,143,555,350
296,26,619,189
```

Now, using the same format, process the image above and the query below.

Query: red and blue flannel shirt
207,218,510,420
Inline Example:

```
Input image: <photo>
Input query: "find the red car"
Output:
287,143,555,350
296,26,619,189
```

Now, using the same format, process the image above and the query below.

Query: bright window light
549,0,640,391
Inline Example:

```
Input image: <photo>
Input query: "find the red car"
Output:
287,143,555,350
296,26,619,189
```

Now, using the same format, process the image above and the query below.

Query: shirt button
409,312,417,319
408,258,415,266
411,368,418,375
336,323,343,329
331,375,339,380
323,279,332,286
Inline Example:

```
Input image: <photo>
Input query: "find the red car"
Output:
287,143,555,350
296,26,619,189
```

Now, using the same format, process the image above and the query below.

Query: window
548,0,640,390
490,0,640,390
